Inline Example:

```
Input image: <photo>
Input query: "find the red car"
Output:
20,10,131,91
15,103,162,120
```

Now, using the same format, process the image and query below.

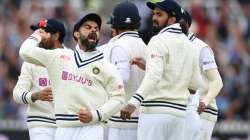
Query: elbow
19,44,27,60
12,91,19,103
218,78,223,91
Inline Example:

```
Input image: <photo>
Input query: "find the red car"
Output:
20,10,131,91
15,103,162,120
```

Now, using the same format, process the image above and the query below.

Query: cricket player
19,13,125,140
99,2,146,140
181,10,223,140
13,19,66,140
120,1,204,140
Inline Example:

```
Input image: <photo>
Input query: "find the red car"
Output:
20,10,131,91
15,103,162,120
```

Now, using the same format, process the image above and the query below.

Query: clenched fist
120,104,136,120
198,101,206,114
31,87,53,102
78,107,92,123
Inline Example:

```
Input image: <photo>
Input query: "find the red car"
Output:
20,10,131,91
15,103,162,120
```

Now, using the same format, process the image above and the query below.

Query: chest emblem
92,67,100,75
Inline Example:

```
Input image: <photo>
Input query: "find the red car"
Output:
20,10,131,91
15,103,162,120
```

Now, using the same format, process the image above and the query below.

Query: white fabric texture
29,127,56,140
108,128,137,140
137,113,184,140
55,125,104,140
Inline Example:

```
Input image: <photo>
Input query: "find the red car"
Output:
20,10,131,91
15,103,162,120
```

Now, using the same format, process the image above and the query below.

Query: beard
79,32,99,51
152,18,170,35
152,25,164,35
39,40,54,50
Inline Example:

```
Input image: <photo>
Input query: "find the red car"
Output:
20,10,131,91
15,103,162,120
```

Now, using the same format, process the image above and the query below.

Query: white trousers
184,94,201,140
29,127,56,140
185,94,216,140
199,119,216,140
137,113,184,140
108,128,137,140
55,125,104,140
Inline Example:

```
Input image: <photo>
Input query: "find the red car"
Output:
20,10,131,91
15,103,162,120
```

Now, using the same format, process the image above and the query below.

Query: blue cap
73,13,102,41
73,13,102,32
30,19,66,43
108,1,141,29
147,0,182,21
182,10,192,27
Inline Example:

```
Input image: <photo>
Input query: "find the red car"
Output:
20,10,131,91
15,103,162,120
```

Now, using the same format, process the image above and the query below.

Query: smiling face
74,21,100,51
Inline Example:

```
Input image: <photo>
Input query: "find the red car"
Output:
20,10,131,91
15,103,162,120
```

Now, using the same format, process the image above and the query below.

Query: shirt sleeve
202,69,223,106
110,46,130,82
13,62,34,104
129,37,165,107
90,66,126,122
19,33,56,68
200,47,217,71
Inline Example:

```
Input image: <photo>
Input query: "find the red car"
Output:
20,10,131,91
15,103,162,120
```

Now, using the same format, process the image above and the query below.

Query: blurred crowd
0,0,249,122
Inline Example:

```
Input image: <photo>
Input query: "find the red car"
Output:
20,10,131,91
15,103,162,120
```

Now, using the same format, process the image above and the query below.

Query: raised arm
19,29,56,67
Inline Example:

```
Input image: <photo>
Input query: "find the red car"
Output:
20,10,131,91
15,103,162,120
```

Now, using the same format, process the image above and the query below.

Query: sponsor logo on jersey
61,71,92,86
60,54,71,61
150,54,163,59
203,61,215,65
39,78,51,86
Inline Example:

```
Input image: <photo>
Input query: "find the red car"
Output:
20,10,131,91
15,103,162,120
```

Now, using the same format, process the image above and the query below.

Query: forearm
129,63,163,107
91,95,125,122
13,89,34,104
19,34,46,66
202,69,223,106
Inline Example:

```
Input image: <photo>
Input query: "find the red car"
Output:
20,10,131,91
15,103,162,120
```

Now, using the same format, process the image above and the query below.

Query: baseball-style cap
30,19,66,43
147,0,182,21
73,13,102,41
107,1,141,29
73,13,102,33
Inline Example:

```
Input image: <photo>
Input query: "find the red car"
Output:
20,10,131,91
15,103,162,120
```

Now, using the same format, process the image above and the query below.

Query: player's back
113,31,146,100
100,31,146,128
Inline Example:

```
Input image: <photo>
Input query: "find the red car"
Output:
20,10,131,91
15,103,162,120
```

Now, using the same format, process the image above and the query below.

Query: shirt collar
109,31,139,43
159,23,182,34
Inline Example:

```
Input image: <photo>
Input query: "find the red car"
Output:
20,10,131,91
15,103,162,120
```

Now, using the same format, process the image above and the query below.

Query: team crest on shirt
92,67,100,75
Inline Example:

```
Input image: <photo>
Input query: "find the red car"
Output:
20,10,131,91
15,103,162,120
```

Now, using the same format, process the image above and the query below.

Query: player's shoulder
97,43,111,52
148,35,160,44
22,62,34,69
193,38,208,48
21,61,47,72
53,48,74,59
91,58,119,77
96,58,117,70
54,47,73,53
188,33,208,48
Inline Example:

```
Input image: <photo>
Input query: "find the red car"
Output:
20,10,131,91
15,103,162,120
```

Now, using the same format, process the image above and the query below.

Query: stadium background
0,0,249,139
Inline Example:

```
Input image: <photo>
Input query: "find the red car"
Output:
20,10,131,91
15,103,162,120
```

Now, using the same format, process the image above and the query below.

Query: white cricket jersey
13,62,56,128
99,31,146,128
129,23,203,118
19,34,126,128
188,32,218,122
